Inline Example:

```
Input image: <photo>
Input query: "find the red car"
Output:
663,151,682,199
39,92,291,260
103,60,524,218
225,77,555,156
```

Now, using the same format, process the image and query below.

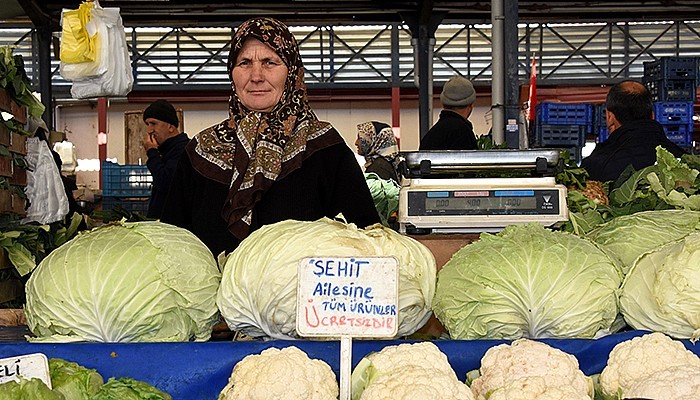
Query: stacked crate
101,161,152,215
536,102,593,163
643,57,698,149
593,103,608,143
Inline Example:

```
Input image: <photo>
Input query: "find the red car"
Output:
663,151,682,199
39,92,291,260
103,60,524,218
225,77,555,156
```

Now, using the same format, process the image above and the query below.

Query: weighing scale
397,149,569,234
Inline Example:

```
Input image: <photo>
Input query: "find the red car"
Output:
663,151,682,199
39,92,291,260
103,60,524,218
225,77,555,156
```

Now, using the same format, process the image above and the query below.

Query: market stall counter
1,330,696,400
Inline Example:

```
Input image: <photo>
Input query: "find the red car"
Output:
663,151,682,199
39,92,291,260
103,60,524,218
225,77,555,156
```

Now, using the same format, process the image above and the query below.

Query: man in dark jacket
581,80,686,183
419,75,478,150
142,99,189,218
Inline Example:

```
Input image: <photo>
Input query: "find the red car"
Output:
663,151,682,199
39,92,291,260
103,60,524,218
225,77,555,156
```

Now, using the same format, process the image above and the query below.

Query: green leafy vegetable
49,358,104,400
25,221,221,342
433,223,622,340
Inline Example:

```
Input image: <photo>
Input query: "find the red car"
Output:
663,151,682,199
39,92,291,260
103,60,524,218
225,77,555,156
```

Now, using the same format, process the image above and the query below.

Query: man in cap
419,75,478,150
142,99,189,219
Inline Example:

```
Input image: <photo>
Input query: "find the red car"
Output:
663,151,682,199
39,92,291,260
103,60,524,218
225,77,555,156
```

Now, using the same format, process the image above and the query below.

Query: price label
0,353,51,388
296,256,399,338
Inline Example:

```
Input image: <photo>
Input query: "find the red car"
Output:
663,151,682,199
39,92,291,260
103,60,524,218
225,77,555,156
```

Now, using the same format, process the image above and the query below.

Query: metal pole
491,0,505,144
34,24,53,130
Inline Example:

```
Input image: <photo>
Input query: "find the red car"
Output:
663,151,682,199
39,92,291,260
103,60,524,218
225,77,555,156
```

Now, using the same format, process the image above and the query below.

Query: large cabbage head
25,221,221,342
620,231,700,341
433,224,622,340
586,210,700,275
216,217,436,339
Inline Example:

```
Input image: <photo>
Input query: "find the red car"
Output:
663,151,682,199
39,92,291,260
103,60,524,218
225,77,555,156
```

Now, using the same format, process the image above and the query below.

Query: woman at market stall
355,120,401,183
160,17,380,256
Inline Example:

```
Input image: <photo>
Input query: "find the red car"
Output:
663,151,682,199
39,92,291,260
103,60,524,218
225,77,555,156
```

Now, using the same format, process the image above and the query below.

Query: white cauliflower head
218,346,338,400
359,365,474,400
470,338,592,400
625,365,700,400
351,342,471,400
599,332,700,398
487,377,591,400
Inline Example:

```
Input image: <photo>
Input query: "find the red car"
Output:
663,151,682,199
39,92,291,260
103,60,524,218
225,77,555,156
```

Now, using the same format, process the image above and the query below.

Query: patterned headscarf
186,17,342,239
356,121,399,166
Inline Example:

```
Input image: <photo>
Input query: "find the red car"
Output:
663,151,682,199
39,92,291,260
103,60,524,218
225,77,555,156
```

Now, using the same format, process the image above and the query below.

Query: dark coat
365,156,399,182
146,132,189,218
581,119,686,182
419,110,478,150
160,142,381,256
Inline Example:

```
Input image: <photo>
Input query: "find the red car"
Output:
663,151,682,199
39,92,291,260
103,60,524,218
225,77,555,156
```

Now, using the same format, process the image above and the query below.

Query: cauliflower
488,377,591,400
599,332,700,399
625,365,700,400
351,342,472,400
218,346,338,400
359,365,473,400
470,338,593,400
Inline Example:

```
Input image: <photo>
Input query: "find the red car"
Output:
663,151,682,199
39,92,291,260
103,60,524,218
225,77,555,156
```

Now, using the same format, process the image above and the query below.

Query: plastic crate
662,124,694,148
653,102,694,125
101,161,152,197
598,126,609,143
536,124,587,147
102,196,150,215
646,79,697,102
643,57,698,81
537,103,593,125
593,103,608,142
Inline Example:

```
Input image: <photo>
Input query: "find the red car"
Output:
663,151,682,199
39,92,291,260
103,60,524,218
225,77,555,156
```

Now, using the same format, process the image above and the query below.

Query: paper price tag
296,256,399,338
0,353,51,388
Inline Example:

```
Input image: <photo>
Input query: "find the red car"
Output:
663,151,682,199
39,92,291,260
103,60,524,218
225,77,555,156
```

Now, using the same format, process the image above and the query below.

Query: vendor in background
419,75,478,150
142,99,190,219
581,80,686,182
161,17,380,255
355,121,400,183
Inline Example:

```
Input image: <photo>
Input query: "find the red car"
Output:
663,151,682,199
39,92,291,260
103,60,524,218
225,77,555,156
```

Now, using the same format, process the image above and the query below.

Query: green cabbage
216,218,436,339
49,358,103,399
433,224,622,340
0,378,64,400
25,221,221,342
91,378,171,400
364,173,400,226
586,210,700,275
620,231,700,341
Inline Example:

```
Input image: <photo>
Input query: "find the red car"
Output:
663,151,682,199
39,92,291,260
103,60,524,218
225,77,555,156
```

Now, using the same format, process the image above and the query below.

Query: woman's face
232,38,289,112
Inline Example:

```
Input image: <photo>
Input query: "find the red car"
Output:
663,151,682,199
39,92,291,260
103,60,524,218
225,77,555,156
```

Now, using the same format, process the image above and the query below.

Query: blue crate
102,196,150,215
101,161,152,197
662,124,694,148
646,79,697,102
598,126,609,143
643,57,698,81
654,102,694,125
537,103,593,125
537,124,587,147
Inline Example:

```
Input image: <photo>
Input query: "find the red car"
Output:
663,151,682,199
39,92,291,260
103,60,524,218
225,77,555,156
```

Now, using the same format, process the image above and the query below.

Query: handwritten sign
0,353,51,388
296,256,398,338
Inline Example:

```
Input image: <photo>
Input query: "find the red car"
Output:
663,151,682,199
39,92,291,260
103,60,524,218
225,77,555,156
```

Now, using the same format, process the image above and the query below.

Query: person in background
142,99,189,219
355,121,400,182
581,80,686,182
160,17,380,255
419,75,478,150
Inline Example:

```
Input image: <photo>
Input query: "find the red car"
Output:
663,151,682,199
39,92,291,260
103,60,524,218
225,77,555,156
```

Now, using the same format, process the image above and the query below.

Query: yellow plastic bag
60,1,96,63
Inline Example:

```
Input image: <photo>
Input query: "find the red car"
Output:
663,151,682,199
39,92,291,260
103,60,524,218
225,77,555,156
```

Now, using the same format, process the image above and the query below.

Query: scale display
408,189,561,216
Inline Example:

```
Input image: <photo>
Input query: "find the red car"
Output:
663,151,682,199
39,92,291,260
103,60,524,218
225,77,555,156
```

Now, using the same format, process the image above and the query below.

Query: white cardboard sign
296,256,399,338
0,353,52,388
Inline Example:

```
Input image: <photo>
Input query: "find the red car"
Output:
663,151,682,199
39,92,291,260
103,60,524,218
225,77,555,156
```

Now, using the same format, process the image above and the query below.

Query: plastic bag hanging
60,1,97,64
70,4,133,98
22,137,69,225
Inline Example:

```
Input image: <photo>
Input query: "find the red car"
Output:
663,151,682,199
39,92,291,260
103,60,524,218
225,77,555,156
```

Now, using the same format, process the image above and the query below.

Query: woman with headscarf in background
161,17,380,255
355,121,400,183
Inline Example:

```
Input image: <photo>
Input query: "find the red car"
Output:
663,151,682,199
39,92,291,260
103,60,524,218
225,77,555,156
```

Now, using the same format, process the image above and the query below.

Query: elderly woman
161,17,380,255
355,121,400,182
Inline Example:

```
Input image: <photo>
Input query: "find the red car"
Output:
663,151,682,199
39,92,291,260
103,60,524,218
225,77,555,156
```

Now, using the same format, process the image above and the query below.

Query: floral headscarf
186,17,342,239
356,121,399,167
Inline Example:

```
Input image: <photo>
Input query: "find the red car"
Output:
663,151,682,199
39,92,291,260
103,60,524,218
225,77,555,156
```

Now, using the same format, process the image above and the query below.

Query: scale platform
399,149,563,178
397,150,568,234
